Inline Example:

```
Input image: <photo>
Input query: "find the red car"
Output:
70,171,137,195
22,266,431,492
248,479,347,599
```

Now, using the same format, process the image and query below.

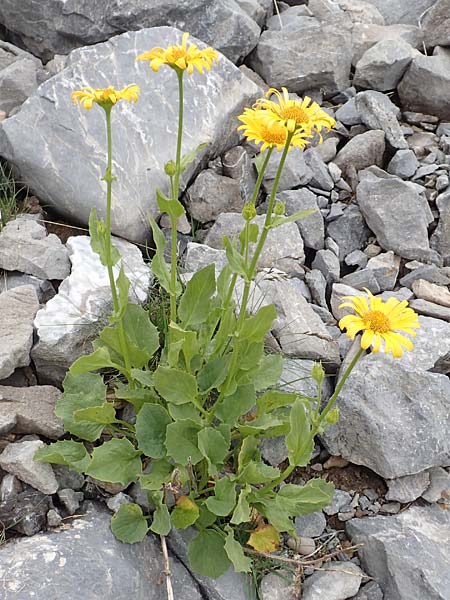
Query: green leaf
253,354,284,392
131,369,154,387
139,459,173,491
188,529,231,579
147,214,172,295
156,188,185,219
121,304,160,368
69,347,119,376
205,476,236,517
239,222,259,247
254,152,268,176
150,502,171,535
89,207,120,267
240,304,276,343
238,461,280,485
197,356,230,393
113,265,130,322
286,399,314,467
276,480,335,516
224,526,252,573
114,381,158,411
171,496,200,529
56,372,107,442
256,390,297,415
154,366,198,405
168,323,198,371
196,504,217,529
270,208,317,229
255,498,296,534
223,236,248,277
165,419,203,465
74,402,116,425
237,436,259,472
167,403,202,423
178,264,216,328
135,403,172,459
237,413,285,436
197,427,229,476
216,264,232,301
34,440,90,473
111,503,148,543
211,305,236,357
180,142,209,173
215,384,256,425
86,438,142,485
231,485,252,525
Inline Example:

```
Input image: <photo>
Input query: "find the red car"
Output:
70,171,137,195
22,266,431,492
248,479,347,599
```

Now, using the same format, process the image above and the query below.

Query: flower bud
164,160,177,176
325,408,339,425
274,201,285,216
242,202,256,221
311,362,324,386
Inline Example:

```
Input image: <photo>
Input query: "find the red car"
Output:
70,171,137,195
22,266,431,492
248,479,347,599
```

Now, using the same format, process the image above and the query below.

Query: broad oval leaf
86,438,142,485
165,419,203,465
135,403,172,459
171,496,200,529
111,503,148,543
205,476,236,517
154,366,198,405
247,524,280,552
188,529,231,579
197,427,229,477
34,440,90,473
178,264,216,328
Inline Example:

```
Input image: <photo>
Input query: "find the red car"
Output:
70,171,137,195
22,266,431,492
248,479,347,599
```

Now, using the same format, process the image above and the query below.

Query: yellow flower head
71,84,140,110
237,107,309,152
255,87,336,140
136,32,218,75
338,291,420,358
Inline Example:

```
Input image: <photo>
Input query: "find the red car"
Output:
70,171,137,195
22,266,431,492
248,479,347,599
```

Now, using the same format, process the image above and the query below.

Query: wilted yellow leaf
247,524,280,552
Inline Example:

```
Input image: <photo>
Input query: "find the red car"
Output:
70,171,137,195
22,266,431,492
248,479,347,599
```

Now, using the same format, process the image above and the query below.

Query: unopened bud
242,202,256,221
325,408,339,425
311,362,325,386
164,160,177,176
274,201,285,216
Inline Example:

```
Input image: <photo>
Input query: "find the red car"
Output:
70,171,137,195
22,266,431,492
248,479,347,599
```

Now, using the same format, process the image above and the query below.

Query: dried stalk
160,535,174,600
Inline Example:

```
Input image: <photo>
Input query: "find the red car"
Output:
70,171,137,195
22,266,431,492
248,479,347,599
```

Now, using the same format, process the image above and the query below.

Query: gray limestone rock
295,512,327,538
0,28,261,244
259,572,293,600
0,489,50,537
335,98,362,126
204,213,305,276
409,298,450,321
262,147,313,193
186,169,243,223
0,43,44,116
306,269,328,308
0,501,203,600
366,251,400,291
351,23,424,65
398,49,450,121
357,170,438,263
354,39,415,91
399,263,450,288
330,283,362,320
0,217,70,280
0,271,55,304
266,9,320,32
0,440,58,495
221,146,257,203
353,582,384,600
385,471,431,503
340,268,380,294
355,91,407,149
347,505,450,600
431,191,450,265
334,130,385,181
322,354,450,479
327,205,371,261
248,24,352,95
184,242,227,274
360,0,436,25
0,0,259,64
305,148,335,192
336,0,385,25
0,285,39,381
58,488,84,515
387,149,419,179
0,385,63,439
32,235,151,384
412,279,450,308
278,189,324,250
422,0,450,49
302,561,364,600
422,467,450,503
324,489,353,516
312,249,341,287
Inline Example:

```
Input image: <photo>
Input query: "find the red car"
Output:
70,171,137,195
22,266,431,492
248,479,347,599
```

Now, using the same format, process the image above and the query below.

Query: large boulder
248,24,352,95
0,502,203,600
0,0,260,63
420,0,450,48
0,27,261,243
322,354,450,479
351,23,424,65
347,505,450,600
398,48,450,120
361,0,436,25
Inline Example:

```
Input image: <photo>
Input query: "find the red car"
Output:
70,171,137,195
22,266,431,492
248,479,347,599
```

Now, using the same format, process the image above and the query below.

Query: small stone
334,130,385,179
263,147,313,193
366,251,401,291
222,145,257,203
301,561,364,600
338,509,356,521
327,205,371,261
53,465,85,491
436,174,449,192
184,242,227,275
387,148,419,178
306,269,328,308
379,502,401,514
47,508,63,528
295,512,327,538
422,467,450,503
0,489,49,536
412,279,450,308
386,471,431,503
312,249,340,286
340,268,380,294
324,489,353,516
354,39,415,92
287,535,316,555
399,264,450,288
356,90,407,149
159,212,191,234
353,581,384,600
278,189,324,251
186,169,244,223
0,473,22,502
324,456,350,469
106,492,133,513
330,283,362,320
409,299,450,321
57,488,83,515
335,98,362,126
345,250,368,268
259,571,293,600
305,148,335,192
0,440,58,495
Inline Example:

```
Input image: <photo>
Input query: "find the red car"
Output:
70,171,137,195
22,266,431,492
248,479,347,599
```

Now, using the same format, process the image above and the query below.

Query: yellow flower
237,107,309,152
338,291,420,358
71,84,140,110
136,32,218,75
255,87,335,139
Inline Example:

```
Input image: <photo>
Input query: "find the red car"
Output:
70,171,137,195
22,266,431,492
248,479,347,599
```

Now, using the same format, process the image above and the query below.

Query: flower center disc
280,105,310,125
364,310,391,333
261,122,287,145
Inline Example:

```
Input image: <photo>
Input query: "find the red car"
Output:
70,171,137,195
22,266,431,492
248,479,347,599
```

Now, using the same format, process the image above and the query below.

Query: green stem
169,69,185,323
260,347,365,494
249,147,273,206
103,108,133,380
